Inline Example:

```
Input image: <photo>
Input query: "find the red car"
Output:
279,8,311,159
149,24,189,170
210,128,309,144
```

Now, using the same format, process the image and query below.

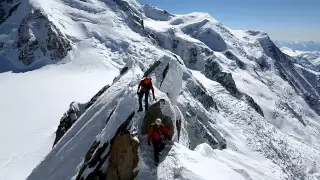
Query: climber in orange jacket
137,77,156,112
148,118,171,163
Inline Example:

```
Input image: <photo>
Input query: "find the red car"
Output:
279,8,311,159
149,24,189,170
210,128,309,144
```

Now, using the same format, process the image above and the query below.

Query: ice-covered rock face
16,9,71,65
259,38,320,115
0,2,71,71
53,85,110,146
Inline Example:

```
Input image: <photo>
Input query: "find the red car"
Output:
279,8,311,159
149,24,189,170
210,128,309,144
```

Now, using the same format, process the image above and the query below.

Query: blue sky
139,0,320,41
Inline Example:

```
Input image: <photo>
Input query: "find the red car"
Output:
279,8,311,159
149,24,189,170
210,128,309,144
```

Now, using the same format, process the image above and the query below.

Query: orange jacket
138,80,155,97
148,124,169,141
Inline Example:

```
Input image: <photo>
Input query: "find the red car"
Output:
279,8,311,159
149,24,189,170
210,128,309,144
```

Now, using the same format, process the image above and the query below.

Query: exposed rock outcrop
203,58,264,116
53,102,85,146
75,112,138,180
203,58,241,97
17,9,71,65
53,85,110,146
106,134,139,180
178,102,227,150
224,50,246,70
143,60,161,77
186,79,218,111
141,99,174,138
244,95,264,117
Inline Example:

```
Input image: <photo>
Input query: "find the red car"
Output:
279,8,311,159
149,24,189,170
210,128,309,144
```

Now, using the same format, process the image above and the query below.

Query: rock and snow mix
280,47,320,72
0,0,319,180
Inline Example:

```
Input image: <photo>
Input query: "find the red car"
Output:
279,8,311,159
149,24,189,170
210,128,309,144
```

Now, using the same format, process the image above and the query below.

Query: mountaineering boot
138,107,143,112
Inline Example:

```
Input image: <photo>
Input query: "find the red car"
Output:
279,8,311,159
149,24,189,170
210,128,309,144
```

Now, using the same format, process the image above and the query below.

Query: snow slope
0,0,320,180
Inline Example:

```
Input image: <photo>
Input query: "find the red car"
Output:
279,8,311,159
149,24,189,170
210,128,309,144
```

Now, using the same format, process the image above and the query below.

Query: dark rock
203,58,241,97
189,47,198,64
75,112,137,180
256,56,270,71
224,50,245,70
172,39,179,49
160,63,169,87
244,94,264,117
106,134,139,180
304,93,320,116
203,59,264,116
172,54,183,65
143,61,161,77
120,66,129,75
85,85,110,110
176,119,181,141
53,102,85,146
186,80,218,110
141,99,174,137
16,9,71,65
53,85,110,146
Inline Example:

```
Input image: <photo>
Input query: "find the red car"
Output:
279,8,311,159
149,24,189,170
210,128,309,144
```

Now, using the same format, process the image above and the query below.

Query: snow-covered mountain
1,0,320,180
280,47,320,72
275,40,320,51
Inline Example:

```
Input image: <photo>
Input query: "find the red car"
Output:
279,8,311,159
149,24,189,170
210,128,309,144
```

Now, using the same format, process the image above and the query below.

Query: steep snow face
1,0,320,180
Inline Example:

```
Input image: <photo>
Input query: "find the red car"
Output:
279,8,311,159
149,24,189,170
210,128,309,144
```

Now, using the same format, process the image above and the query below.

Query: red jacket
138,80,155,97
148,124,169,141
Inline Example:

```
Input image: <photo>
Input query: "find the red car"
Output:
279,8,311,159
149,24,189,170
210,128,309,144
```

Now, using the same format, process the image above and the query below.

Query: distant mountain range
281,47,320,72
275,40,320,51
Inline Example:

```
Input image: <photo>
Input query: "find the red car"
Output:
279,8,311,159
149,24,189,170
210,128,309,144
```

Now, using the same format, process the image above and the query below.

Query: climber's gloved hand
168,136,172,141
148,141,151,146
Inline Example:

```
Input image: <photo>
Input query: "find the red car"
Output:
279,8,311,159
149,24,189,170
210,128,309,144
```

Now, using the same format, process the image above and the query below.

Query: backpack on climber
137,77,156,112
147,118,171,163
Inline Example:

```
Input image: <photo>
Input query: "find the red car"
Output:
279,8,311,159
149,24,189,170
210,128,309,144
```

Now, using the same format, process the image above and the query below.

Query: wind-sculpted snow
2,0,319,180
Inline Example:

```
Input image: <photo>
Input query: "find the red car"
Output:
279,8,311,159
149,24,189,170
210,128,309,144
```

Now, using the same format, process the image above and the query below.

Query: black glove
168,136,172,141
148,141,151,146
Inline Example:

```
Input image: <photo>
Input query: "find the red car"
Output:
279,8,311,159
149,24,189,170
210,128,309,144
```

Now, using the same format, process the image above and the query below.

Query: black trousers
138,91,149,109
152,140,165,162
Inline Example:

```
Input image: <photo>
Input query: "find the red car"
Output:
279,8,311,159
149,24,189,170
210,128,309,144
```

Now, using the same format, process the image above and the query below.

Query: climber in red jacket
148,118,171,163
137,77,156,112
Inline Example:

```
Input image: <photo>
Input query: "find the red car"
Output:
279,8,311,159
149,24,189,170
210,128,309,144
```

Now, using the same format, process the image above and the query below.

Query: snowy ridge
0,0,320,180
